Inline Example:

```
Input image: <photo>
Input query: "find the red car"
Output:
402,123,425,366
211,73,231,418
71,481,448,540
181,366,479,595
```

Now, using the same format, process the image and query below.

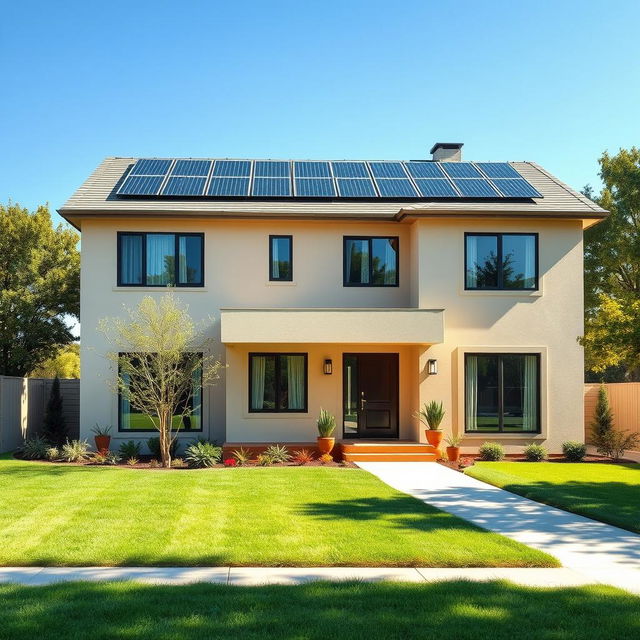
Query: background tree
42,376,68,446
99,295,222,468
30,343,80,378
0,203,79,376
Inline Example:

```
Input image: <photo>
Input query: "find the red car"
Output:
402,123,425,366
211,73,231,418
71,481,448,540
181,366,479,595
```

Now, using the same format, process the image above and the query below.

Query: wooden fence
584,382,640,442
0,376,80,451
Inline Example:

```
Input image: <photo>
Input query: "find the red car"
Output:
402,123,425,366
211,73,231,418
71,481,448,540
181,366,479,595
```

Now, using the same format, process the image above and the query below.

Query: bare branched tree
99,294,222,467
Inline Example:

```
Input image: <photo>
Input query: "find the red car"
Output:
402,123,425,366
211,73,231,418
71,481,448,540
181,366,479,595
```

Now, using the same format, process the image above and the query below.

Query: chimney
430,142,463,162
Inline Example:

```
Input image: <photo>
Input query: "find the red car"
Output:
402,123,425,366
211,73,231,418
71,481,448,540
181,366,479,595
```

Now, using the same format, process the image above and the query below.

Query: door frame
342,352,400,439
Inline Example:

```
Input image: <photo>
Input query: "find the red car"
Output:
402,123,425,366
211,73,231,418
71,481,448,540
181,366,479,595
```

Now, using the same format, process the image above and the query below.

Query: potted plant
416,401,445,448
91,424,112,454
316,408,336,455
445,433,462,462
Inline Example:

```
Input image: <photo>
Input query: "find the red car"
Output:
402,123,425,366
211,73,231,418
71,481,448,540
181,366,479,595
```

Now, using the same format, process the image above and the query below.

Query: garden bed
438,453,636,472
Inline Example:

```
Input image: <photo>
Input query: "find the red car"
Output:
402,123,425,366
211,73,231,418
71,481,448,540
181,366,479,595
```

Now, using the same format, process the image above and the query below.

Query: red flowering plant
223,458,237,467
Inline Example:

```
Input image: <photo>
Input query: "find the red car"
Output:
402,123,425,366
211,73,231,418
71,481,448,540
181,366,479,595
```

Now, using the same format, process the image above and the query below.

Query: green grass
0,580,637,640
0,456,555,567
465,462,640,532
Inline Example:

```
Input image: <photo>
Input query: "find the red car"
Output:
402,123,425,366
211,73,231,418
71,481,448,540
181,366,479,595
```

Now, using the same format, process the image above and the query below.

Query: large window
118,355,202,432
344,236,398,286
269,235,293,281
249,353,307,413
118,232,204,287
465,233,537,290
465,353,540,433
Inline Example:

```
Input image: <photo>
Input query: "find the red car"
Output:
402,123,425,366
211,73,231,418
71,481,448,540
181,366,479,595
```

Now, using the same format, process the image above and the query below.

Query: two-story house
59,143,606,461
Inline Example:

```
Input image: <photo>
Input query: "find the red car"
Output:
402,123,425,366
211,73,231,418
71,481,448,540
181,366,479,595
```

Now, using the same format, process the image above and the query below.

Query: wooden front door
343,353,399,438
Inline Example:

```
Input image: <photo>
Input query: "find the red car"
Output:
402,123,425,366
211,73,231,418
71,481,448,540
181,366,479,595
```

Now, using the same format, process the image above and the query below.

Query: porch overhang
220,308,444,345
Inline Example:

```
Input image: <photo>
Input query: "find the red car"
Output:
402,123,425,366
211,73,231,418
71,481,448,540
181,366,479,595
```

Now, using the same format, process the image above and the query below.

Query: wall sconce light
323,359,333,375
427,359,438,375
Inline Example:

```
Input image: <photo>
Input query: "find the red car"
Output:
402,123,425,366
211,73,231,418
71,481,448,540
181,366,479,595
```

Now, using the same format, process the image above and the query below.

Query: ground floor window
465,353,539,433
249,353,307,412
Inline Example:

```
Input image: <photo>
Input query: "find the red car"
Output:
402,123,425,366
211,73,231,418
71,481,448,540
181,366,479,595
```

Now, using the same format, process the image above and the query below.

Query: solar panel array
117,159,542,199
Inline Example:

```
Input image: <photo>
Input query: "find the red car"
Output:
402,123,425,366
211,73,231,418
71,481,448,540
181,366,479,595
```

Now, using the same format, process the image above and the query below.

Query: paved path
358,462,640,595
0,566,595,587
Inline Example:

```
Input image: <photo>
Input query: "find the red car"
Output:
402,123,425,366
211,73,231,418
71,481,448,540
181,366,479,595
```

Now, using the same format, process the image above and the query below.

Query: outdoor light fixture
427,359,438,375
323,359,333,375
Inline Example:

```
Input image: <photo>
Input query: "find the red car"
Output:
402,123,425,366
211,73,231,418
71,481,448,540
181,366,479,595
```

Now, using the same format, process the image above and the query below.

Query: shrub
263,444,291,463
185,441,221,468
147,437,179,460
42,376,68,446
293,448,314,465
523,443,547,462
319,453,333,464
223,458,237,467
600,430,640,461
172,458,186,468
46,446,60,461
20,436,50,460
60,439,90,462
591,384,614,455
256,453,273,466
562,441,587,462
232,447,251,466
127,457,139,466
317,408,336,437
149,458,159,468
103,451,121,465
416,400,446,430
479,442,505,461
119,440,142,459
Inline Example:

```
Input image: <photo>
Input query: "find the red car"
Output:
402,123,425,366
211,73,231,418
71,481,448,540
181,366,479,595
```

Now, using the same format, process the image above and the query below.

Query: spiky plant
416,401,445,430
317,408,336,437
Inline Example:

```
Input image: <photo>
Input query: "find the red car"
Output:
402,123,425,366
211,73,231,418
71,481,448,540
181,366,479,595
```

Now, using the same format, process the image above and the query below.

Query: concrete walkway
358,462,640,595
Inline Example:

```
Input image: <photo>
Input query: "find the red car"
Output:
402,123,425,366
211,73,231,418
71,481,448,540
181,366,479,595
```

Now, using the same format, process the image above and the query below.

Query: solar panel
171,160,212,177
369,162,407,178
252,177,291,197
404,162,446,178
452,179,499,198
254,161,290,177
212,160,251,177
294,161,331,178
375,179,418,197
118,175,164,196
476,162,520,179
130,159,172,176
413,178,459,197
162,176,207,196
207,177,250,196
491,178,542,198
295,178,336,197
331,162,369,178
336,178,377,197
440,162,482,179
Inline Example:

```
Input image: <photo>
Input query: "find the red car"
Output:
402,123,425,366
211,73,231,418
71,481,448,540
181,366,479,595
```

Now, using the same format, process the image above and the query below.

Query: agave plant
317,408,336,437
445,433,462,447
416,401,445,431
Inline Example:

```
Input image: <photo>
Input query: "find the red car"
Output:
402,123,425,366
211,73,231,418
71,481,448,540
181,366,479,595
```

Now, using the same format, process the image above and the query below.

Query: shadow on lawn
0,580,637,640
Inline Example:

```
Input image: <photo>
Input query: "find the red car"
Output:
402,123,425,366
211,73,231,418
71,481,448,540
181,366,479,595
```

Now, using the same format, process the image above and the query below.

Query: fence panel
27,378,80,440
584,382,640,442
0,377,28,452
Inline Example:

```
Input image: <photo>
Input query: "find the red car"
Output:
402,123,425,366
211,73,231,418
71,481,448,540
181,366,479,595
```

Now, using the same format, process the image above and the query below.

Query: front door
343,353,399,438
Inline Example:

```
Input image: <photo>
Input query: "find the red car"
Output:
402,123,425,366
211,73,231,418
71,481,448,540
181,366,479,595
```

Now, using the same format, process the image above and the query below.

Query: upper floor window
465,233,537,290
269,235,293,281
118,232,204,287
344,236,398,287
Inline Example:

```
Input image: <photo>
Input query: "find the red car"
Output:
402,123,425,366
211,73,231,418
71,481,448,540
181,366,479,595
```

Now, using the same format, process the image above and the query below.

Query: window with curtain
249,353,307,412
465,353,540,433
344,236,398,286
465,233,537,290
118,355,203,432
118,232,203,286
269,235,292,281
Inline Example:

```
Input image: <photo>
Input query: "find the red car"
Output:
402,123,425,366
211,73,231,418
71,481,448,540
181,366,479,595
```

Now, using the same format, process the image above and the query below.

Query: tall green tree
0,203,80,376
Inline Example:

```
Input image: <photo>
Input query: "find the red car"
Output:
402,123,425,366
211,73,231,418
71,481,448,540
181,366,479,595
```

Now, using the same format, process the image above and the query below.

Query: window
465,353,540,433
118,232,204,287
118,355,202,432
465,233,537,290
249,353,307,412
269,235,292,281
344,236,398,286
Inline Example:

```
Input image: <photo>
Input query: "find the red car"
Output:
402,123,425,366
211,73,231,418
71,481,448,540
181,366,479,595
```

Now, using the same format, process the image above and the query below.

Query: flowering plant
223,458,237,467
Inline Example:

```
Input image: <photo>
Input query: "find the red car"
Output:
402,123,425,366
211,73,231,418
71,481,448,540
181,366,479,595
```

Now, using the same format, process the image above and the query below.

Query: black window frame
343,236,400,287
117,352,204,433
464,352,541,434
464,232,538,291
117,231,205,287
248,352,308,413
269,235,293,282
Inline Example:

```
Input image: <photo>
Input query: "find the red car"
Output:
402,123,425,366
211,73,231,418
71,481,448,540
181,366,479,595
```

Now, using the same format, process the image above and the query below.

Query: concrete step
343,452,438,462
341,442,437,454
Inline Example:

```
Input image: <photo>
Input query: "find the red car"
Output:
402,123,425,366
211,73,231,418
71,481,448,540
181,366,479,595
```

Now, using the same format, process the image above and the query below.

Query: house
59,143,607,461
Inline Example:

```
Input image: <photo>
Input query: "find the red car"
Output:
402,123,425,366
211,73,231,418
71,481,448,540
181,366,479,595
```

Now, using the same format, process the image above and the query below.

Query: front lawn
465,462,640,533
0,580,637,640
0,456,554,567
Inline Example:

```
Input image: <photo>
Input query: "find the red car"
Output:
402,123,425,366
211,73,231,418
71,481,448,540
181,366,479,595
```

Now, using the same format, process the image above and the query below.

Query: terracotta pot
425,430,443,448
317,437,335,455
446,446,460,462
94,435,110,454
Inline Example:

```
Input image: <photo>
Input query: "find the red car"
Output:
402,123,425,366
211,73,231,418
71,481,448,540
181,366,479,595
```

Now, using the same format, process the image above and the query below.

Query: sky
1,0,639,226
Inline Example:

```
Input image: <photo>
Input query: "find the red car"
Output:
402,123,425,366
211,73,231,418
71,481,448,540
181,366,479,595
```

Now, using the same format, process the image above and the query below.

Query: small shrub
232,447,251,466
256,453,273,466
319,453,333,464
185,441,221,468
119,440,141,459
293,448,314,465
149,458,160,468
92,452,107,464
562,441,587,462
224,458,237,467
590,384,613,455
263,444,291,463
479,442,505,461
147,437,179,459
172,458,186,468
104,451,121,465
20,436,50,460
317,408,336,437
523,443,547,462
600,430,640,461
45,446,60,461
59,439,90,462
127,457,139,466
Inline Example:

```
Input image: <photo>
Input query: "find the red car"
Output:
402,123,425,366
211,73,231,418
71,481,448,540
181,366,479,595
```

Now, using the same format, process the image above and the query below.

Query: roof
59,157,608,229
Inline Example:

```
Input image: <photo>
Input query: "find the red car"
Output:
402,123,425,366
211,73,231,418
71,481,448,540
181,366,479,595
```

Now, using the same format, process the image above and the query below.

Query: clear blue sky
2,0,639,226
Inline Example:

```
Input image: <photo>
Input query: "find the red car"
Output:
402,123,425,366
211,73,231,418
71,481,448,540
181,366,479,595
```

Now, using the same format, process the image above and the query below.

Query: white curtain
465,356,478,431
121,372,131,429
178,236,188,284
466,236,478,288
272,238,280,279
523,235,535,288
191,366,202,430
358,240,369,283
522,355,538,431
147,234,174,285
384,239,397,284
251,356,266,410
287,355,305,410
121,235,142,284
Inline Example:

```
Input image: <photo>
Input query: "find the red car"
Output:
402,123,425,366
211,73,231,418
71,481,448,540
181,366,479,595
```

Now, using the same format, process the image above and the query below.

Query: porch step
341,441,438,463
343,452,438,462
